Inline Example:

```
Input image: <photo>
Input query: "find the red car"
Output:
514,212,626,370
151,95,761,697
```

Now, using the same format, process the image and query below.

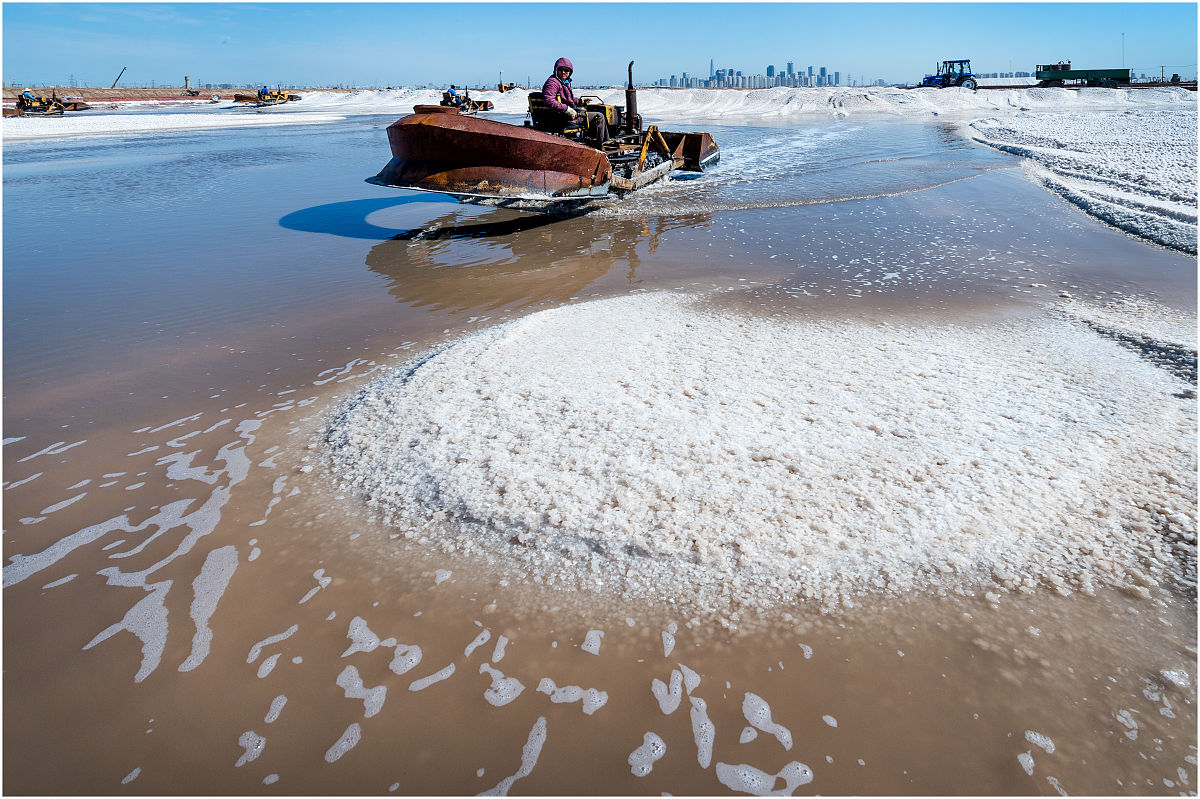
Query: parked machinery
439,89,494,114
232,89,302,106
3,92,90,117
1035,61,1131,88
920,60,978,90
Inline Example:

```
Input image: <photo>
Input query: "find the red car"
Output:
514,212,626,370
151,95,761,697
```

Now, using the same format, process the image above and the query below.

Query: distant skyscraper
767,65,775,78
808,66,814,78
787,61,794,76
834,71,840,86
710,59,714,78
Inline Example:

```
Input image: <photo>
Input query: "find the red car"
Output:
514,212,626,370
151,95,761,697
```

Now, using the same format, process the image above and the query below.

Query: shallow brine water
4,113,1195,795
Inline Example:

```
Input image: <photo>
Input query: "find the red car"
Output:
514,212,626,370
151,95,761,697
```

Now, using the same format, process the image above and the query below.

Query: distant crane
110,66,127,89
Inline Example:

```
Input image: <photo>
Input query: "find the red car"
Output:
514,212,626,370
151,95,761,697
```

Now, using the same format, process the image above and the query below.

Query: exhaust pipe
625,60,639,135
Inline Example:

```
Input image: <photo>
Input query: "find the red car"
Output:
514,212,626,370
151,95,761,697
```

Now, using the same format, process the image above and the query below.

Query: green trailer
1036,62,1131,88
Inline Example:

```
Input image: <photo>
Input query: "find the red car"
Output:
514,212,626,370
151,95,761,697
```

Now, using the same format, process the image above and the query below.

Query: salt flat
3,87,1194,795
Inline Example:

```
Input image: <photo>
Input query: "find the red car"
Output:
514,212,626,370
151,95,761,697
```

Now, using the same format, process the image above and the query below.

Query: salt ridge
3,85,1192,142
969,109,1198,253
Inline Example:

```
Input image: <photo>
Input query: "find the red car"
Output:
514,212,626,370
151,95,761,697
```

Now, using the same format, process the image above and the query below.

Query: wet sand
3,117,1195,795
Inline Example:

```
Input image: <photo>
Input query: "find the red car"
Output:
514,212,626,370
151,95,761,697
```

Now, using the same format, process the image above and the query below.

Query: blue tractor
920,59,978,90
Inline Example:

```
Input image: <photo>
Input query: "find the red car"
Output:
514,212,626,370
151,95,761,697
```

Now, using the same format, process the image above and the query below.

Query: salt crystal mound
325,292,1196,611
969,109,1198,254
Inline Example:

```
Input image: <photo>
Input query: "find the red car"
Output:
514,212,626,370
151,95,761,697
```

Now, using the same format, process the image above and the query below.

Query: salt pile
969,109,1198,253
325,292,1196,612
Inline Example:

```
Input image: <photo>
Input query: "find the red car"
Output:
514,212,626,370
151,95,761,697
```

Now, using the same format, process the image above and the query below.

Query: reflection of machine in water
363,209,708,315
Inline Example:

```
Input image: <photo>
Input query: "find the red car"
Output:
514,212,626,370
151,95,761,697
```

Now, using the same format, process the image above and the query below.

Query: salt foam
326,292,1196,612
628,731,667,777
479,663,525,706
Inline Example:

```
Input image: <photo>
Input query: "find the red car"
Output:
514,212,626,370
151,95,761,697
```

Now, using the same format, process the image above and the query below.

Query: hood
554,57,574,74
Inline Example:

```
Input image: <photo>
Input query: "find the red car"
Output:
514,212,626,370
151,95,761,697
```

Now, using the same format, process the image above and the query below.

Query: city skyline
3,3,1197,89
651,62,851,89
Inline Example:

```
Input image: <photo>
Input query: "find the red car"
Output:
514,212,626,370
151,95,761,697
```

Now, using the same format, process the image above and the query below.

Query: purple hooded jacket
541,57,578,112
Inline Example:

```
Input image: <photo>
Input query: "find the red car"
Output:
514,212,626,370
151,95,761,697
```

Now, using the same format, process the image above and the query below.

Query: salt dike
3,84,1194,140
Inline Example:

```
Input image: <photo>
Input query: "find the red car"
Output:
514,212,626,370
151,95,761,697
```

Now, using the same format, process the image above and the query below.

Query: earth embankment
1,87,354,102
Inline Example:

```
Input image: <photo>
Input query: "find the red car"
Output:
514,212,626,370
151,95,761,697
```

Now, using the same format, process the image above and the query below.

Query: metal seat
527,91,583,137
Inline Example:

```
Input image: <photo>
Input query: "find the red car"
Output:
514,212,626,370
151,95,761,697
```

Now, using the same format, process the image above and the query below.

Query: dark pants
544,109,609,144
580,110,608,144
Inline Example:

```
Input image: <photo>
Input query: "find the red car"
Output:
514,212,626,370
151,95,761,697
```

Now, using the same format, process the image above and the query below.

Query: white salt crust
326,292,1196,613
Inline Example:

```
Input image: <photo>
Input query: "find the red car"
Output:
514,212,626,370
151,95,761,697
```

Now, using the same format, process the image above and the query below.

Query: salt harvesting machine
233,89,303,107
366,61,720,205
3,94,90,117
438,90,494,114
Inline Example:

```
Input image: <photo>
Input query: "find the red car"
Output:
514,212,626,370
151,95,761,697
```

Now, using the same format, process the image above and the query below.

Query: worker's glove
565,107,578,119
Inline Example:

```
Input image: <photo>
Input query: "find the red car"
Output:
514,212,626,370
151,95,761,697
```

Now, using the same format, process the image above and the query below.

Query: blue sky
3,2,1197,88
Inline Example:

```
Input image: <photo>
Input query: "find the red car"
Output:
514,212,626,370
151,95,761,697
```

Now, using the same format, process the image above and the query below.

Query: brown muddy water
3,116,1196,795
